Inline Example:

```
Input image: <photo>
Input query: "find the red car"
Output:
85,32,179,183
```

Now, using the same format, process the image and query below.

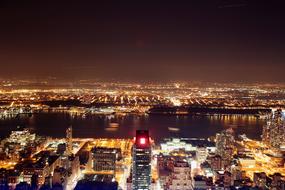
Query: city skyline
0,1,285,190
0,1,285,82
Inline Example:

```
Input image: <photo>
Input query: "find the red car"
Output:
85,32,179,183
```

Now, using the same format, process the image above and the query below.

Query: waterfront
0,113,265,140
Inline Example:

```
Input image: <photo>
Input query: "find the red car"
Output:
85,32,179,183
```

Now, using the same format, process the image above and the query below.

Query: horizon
1,77,285,86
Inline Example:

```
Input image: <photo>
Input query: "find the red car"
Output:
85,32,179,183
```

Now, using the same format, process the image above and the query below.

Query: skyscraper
215,128,235,167
66,126,73,155
262,109,285,149
132,130,152,190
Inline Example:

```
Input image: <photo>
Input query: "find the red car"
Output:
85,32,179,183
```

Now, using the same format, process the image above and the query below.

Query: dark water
0,113,265,141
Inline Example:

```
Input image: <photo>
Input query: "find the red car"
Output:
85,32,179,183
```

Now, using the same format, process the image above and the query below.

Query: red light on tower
139,137,146,145
135,130,150,147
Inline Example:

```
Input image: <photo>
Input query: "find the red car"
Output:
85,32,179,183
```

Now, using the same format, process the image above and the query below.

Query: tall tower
132,130,152,190
216,128,235,167
263,109,285,149
66,126,73,155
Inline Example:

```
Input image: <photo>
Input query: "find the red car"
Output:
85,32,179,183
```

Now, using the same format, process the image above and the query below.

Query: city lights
0,0,284,189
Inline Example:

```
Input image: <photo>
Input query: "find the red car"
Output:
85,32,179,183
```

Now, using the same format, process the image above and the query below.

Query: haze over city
0,0,284,82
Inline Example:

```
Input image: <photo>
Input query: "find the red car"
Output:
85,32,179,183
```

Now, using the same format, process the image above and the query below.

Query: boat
168,127,180,132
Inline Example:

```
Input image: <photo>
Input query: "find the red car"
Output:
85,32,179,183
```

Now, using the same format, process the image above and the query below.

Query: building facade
132,130,152,190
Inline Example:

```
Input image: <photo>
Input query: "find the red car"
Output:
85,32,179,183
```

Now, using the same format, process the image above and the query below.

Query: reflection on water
0,113,265,141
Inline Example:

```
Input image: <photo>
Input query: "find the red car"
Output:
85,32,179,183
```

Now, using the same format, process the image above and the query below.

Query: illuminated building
169,161,192,190
253,172,268,189
160,138,215,154
75,174,118,190
161,138,194,152
192,175,211,190
262,119,271,146
200,162,214,178
52,167,71,189
23,155,60,185
0,128,48,163
262,109,285,149
215,128,235,166
66,126,73,155
85,151,93,172
196,146,208,164
157,155,174,189
92,147,120,174
0,169,20,189
53,155,80,189
238,156,256,169
209,155,223,171
230,165,244,182
215,170,233,188
0,128,36,161
7,128,35,146
132,130,152,190
157,155,192,190
270,173,285,189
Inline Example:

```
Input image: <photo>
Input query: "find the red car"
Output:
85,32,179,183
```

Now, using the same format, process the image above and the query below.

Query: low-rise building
22,154,60,185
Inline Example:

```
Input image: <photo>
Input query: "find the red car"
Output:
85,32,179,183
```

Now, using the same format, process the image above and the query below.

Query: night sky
0,0,284,82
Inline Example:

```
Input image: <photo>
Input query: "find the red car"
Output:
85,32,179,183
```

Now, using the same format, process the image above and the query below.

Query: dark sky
0,0,284,83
